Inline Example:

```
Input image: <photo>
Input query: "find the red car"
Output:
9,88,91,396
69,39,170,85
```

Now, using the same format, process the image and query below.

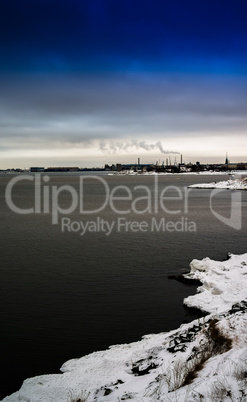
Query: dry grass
163,318,233,392
206,319,232,355
67,389,90,402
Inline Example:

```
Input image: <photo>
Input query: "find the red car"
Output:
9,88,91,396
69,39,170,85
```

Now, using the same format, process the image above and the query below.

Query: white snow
112,171,246,176
188,177,247,190
184,253,247,314
3,253,247,402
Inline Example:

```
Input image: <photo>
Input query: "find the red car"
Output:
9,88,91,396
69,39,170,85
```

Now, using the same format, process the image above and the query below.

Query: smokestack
138,157,140,165
181,154,183,164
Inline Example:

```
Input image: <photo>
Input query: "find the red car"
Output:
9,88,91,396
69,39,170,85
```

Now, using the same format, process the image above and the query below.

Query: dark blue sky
1,0,247,73
0,0,247,167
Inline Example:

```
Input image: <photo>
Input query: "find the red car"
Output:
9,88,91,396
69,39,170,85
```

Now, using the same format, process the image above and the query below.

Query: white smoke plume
100,141,180,154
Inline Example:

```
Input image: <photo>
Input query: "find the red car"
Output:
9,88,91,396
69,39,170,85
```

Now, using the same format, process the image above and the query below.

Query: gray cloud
0,72,247,146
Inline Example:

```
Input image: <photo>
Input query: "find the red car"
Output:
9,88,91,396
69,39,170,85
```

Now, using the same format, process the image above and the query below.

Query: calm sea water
1,173,247,398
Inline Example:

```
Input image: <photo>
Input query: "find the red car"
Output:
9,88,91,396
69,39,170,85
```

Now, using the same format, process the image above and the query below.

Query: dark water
1,173,247,398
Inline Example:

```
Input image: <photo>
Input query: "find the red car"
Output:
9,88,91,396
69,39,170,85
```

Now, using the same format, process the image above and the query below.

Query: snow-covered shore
111,171,244,176
3,253,247,402
188,177,247,190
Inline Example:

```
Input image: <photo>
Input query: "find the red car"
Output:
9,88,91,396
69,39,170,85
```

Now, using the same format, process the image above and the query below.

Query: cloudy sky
0,0,247,168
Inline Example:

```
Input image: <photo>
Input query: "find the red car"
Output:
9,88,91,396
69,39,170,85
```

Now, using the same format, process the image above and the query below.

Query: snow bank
184,253,247,314
3,253,247,402
188,177,247,190
114,171,239,176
